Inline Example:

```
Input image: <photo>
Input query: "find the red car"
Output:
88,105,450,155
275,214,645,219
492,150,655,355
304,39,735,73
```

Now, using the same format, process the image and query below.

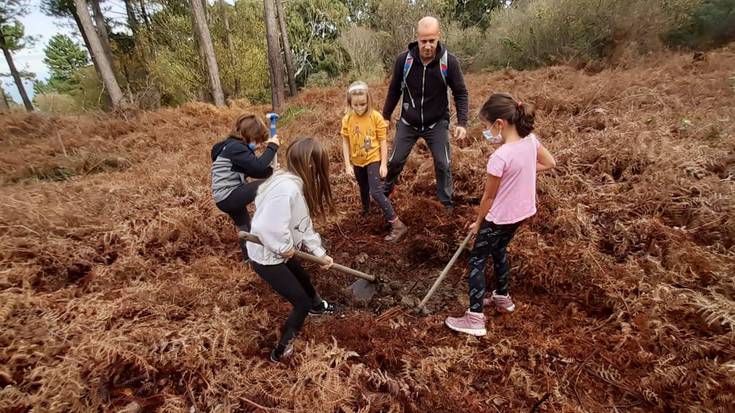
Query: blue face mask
482,124,503,144
247,143,256,150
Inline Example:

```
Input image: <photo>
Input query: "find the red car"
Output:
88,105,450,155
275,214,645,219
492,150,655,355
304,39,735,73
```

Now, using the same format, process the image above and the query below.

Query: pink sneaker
485,290,516,313
445,310,487,336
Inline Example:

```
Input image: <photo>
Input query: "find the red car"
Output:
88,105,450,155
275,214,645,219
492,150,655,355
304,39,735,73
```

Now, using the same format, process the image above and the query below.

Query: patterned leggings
467,220,521,312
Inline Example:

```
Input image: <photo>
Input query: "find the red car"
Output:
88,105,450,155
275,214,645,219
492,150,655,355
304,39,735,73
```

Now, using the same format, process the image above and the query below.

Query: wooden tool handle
238,231,377,282
417,230,474,310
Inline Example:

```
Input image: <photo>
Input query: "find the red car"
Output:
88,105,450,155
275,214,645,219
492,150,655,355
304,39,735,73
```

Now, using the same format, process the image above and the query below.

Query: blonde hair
345,81,373,113
286,138,334,218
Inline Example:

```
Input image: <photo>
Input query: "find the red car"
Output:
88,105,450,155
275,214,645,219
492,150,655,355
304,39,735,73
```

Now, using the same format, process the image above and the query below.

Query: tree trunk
201,0,209,24
218,0,239,97
71,9,113,107
275,0,297,97
90,0,115,69
123,0,139,36
191,0,225,106
0,87,10,111
138,0,151,31
264,0,285,112
0,30,33,112
189,5,209,100
74,0,124,109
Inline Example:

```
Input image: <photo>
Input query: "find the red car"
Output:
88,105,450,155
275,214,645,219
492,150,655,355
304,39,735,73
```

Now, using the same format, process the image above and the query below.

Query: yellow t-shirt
340,109,387,167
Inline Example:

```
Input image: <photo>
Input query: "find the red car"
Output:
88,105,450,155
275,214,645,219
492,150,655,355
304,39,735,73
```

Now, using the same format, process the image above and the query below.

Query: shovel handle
417,230,474,310
238,231,377,282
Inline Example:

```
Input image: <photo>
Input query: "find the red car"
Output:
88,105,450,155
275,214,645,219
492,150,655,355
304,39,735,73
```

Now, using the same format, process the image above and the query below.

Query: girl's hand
281,248,295,259
320,255,334,270
344,166,354,177
468,221,480,235
268,134,280,146
379,163,388,178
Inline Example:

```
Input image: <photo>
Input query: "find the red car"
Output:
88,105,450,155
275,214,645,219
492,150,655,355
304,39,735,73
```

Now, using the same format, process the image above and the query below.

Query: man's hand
281,248,295,259
268,134,280,146
320,255,334,270
454,126,467,141
379,163,388,178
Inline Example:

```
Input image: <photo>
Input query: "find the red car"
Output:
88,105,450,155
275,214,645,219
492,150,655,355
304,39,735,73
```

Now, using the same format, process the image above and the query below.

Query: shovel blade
347,278,376,302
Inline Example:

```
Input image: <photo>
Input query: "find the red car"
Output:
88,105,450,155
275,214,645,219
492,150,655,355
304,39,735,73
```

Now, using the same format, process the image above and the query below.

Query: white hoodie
246,170,326,265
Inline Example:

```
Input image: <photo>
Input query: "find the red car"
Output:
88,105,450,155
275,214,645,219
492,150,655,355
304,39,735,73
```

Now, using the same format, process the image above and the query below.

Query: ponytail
480,93,536,137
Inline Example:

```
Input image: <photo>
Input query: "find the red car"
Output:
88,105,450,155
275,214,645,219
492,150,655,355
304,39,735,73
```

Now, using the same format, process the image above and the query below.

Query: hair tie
517,101,523,108
348,84,368,94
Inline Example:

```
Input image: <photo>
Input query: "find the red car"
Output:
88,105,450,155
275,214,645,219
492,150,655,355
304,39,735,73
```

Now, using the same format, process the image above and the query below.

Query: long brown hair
286,138,334,217
479,93,536,137
229,114,269,144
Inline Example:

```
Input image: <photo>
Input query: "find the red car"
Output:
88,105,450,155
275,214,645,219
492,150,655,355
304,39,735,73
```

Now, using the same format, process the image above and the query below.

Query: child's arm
341,117,354,176
341,137,353,176
379,141,388,178
471,174,501,233
376,113,388,177
536,144,556,172
301,216,327,257
231,141,279,178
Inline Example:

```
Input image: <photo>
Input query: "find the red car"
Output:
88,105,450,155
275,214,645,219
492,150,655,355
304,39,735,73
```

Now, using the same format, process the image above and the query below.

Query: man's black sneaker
309,300,336,315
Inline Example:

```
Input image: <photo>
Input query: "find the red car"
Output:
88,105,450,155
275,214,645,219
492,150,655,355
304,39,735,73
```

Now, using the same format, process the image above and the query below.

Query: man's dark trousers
384,119,453,207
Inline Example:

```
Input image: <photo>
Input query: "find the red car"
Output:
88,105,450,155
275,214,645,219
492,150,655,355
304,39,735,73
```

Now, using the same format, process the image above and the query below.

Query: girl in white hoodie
246,138,336,363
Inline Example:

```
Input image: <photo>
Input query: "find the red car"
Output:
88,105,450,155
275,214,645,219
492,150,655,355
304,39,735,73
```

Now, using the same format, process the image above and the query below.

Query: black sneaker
268,343,293,363
309,300,335,315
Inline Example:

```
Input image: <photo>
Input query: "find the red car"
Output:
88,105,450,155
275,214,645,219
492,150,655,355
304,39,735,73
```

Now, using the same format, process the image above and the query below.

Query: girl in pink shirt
446,93,556,337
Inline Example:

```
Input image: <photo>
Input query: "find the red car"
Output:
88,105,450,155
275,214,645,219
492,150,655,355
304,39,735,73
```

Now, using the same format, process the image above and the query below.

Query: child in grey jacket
246,138,336,363
211,114,280,263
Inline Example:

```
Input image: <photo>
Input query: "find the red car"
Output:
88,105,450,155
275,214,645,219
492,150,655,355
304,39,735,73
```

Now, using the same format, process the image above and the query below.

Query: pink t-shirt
485,134,541,224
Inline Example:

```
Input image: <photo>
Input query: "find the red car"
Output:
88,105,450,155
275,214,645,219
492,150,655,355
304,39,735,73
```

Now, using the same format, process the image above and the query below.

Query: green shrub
442,22,486,72
475,0,697,69
33,93,83,114
339,26,388,82
666,0,735,49
363,0,446,66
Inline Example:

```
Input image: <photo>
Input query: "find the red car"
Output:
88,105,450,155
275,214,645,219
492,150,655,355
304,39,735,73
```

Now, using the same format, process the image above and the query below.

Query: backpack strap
439,49,448,85
402,54,414,86
401,53,416,109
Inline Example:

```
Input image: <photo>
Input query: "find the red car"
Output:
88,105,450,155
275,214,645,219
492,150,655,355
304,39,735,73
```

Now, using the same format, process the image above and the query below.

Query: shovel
238,231,379,301
416,230,474,313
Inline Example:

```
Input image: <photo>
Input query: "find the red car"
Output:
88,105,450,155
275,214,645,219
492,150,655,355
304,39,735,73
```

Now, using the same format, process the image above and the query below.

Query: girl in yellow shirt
341,81,407,242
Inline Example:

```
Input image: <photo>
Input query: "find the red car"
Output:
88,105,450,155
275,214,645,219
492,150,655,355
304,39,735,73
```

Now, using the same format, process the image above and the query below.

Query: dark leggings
251,259,322,347
468,220,521,312
216,180,264,258
354,162,396,221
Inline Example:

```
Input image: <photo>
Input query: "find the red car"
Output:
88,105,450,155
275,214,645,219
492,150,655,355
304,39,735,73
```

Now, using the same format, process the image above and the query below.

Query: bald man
382,16,469,211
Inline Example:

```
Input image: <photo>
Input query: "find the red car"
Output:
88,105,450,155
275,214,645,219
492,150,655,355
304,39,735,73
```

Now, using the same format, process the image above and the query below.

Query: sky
0,0,130,104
